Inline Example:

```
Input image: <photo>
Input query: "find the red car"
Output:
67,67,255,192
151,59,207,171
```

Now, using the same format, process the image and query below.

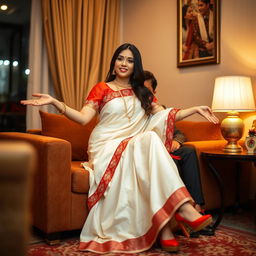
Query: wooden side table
201,150,256,230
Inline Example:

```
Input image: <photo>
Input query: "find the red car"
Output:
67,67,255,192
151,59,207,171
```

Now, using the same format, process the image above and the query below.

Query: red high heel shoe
175,213,212,238
160,238,179,252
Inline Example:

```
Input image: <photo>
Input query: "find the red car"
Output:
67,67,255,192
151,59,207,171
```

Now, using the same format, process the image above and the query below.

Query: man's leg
173,145,205,207
172,145,214,236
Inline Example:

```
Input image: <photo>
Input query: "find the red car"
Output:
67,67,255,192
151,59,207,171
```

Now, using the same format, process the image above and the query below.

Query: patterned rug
28,225,256,256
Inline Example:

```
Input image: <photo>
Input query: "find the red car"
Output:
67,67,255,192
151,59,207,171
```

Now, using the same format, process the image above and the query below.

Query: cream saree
79,82,192,253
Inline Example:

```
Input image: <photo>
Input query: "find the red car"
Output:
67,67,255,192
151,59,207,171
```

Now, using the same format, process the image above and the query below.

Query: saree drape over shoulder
79,82,192,254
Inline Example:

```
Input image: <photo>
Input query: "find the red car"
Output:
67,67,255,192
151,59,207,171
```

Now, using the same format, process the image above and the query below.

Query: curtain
27,0,55,129
42,0,120,110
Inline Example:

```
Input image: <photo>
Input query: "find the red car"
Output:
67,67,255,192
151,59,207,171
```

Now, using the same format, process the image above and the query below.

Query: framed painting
177,0,220,68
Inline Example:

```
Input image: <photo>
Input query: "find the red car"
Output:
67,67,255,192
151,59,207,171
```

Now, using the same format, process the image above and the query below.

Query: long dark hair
105,43,153,115
182,4,189,30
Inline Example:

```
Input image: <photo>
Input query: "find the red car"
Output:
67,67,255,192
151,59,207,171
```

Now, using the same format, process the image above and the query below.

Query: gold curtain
42,0,120,109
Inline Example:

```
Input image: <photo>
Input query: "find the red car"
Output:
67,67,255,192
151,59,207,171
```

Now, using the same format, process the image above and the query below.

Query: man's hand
170,140,181,152
205,42,214,51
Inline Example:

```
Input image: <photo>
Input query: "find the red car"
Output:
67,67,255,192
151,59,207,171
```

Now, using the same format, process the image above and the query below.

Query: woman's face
198,1,209,16
114,49,134,79
185,6,194,20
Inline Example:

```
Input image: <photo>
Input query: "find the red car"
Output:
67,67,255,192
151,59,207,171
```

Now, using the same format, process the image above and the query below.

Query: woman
182,4,199,60
21,43,218,254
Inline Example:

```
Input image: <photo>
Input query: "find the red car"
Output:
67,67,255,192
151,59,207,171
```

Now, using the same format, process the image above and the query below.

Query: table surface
201,150,256,161
201,149,256,230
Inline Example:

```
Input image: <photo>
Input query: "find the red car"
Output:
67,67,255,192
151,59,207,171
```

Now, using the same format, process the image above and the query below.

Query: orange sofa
0,111,249,242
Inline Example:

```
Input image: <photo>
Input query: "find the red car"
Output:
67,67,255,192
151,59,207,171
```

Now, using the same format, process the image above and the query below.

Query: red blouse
85,82,157,113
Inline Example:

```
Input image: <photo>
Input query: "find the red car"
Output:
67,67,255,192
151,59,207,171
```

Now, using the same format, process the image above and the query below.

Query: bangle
58,102,66,115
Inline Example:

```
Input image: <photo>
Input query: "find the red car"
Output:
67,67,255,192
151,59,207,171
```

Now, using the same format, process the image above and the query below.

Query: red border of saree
87,137,132,210
80,187,190,253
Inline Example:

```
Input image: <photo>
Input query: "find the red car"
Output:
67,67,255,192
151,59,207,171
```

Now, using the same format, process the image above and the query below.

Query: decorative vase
245,136,256,154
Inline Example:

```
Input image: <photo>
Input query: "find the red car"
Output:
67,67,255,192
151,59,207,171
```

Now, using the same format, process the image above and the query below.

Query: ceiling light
0,5,8,11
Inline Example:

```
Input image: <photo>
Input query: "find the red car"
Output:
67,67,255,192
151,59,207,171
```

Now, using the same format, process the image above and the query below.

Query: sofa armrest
0,132,72,233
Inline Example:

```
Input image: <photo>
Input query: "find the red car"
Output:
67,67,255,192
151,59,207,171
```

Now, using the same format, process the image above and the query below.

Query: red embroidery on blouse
165,108,180,153
87,137,132,210
100,89,133,112
84,82,134,113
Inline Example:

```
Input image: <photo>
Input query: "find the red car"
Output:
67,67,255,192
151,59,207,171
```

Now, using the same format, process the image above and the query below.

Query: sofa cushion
176,121,222,141
40,111,97,161
71,161,90,193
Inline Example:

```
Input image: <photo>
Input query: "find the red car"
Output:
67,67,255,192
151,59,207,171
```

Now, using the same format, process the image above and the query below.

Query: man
144,70,214,237
192,0,214,57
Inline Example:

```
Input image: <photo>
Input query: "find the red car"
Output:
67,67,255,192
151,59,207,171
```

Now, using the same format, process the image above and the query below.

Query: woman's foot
161,221,175,240
175,202,212,237
160,222,179,252
178,202,202,222
175,212,212,232
160,239,179,252
195,204,202,212
191,204,215,236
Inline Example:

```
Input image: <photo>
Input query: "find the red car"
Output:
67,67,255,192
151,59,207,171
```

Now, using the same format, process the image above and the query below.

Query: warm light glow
212,76,256,112
0,5,8,11
212,76,256,153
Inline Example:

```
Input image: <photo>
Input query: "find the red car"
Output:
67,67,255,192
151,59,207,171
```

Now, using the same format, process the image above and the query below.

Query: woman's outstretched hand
20,93,54,106
196,106,219,124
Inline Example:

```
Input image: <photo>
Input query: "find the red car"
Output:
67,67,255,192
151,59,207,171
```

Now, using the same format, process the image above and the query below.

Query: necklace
113,79,132,89
113,83,135,122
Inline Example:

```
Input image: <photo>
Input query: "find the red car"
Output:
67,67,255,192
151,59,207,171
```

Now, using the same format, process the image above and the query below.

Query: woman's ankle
195,204,202,212
161,222,175,240
178,202,201,221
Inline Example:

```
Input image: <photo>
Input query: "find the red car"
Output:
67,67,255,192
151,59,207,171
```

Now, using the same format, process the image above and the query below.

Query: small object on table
245,128,256,154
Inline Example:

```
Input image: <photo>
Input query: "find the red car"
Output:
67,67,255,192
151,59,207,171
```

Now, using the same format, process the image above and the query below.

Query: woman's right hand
20,93,54,106
21,93,98,126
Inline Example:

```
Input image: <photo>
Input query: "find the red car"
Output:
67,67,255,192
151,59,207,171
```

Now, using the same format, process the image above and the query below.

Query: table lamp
211,76,256,153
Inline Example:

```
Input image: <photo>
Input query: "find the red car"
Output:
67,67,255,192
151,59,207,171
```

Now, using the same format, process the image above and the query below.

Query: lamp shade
211,76,255,112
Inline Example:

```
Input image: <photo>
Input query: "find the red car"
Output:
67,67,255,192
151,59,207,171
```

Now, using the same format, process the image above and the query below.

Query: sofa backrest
176,120,222,141
38,111,222,161
39,111,98,161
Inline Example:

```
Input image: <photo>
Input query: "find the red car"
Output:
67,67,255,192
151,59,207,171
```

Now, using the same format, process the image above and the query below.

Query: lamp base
223,141,243,153
220,111,244,154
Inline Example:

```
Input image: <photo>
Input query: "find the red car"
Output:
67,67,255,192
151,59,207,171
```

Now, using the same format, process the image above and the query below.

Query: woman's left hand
197,106,219,124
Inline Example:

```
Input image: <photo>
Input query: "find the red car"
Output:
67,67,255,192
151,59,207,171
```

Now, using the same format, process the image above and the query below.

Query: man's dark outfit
172,127,214,237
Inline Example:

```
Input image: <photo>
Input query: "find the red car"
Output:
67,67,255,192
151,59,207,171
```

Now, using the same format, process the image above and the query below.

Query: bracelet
58,102,66,115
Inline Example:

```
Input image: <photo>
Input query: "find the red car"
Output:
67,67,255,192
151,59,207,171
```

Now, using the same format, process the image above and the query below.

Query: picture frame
177,0,220,68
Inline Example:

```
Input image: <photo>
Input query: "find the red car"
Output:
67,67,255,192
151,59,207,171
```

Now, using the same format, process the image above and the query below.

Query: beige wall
121,0,256,198
121,0,256,135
